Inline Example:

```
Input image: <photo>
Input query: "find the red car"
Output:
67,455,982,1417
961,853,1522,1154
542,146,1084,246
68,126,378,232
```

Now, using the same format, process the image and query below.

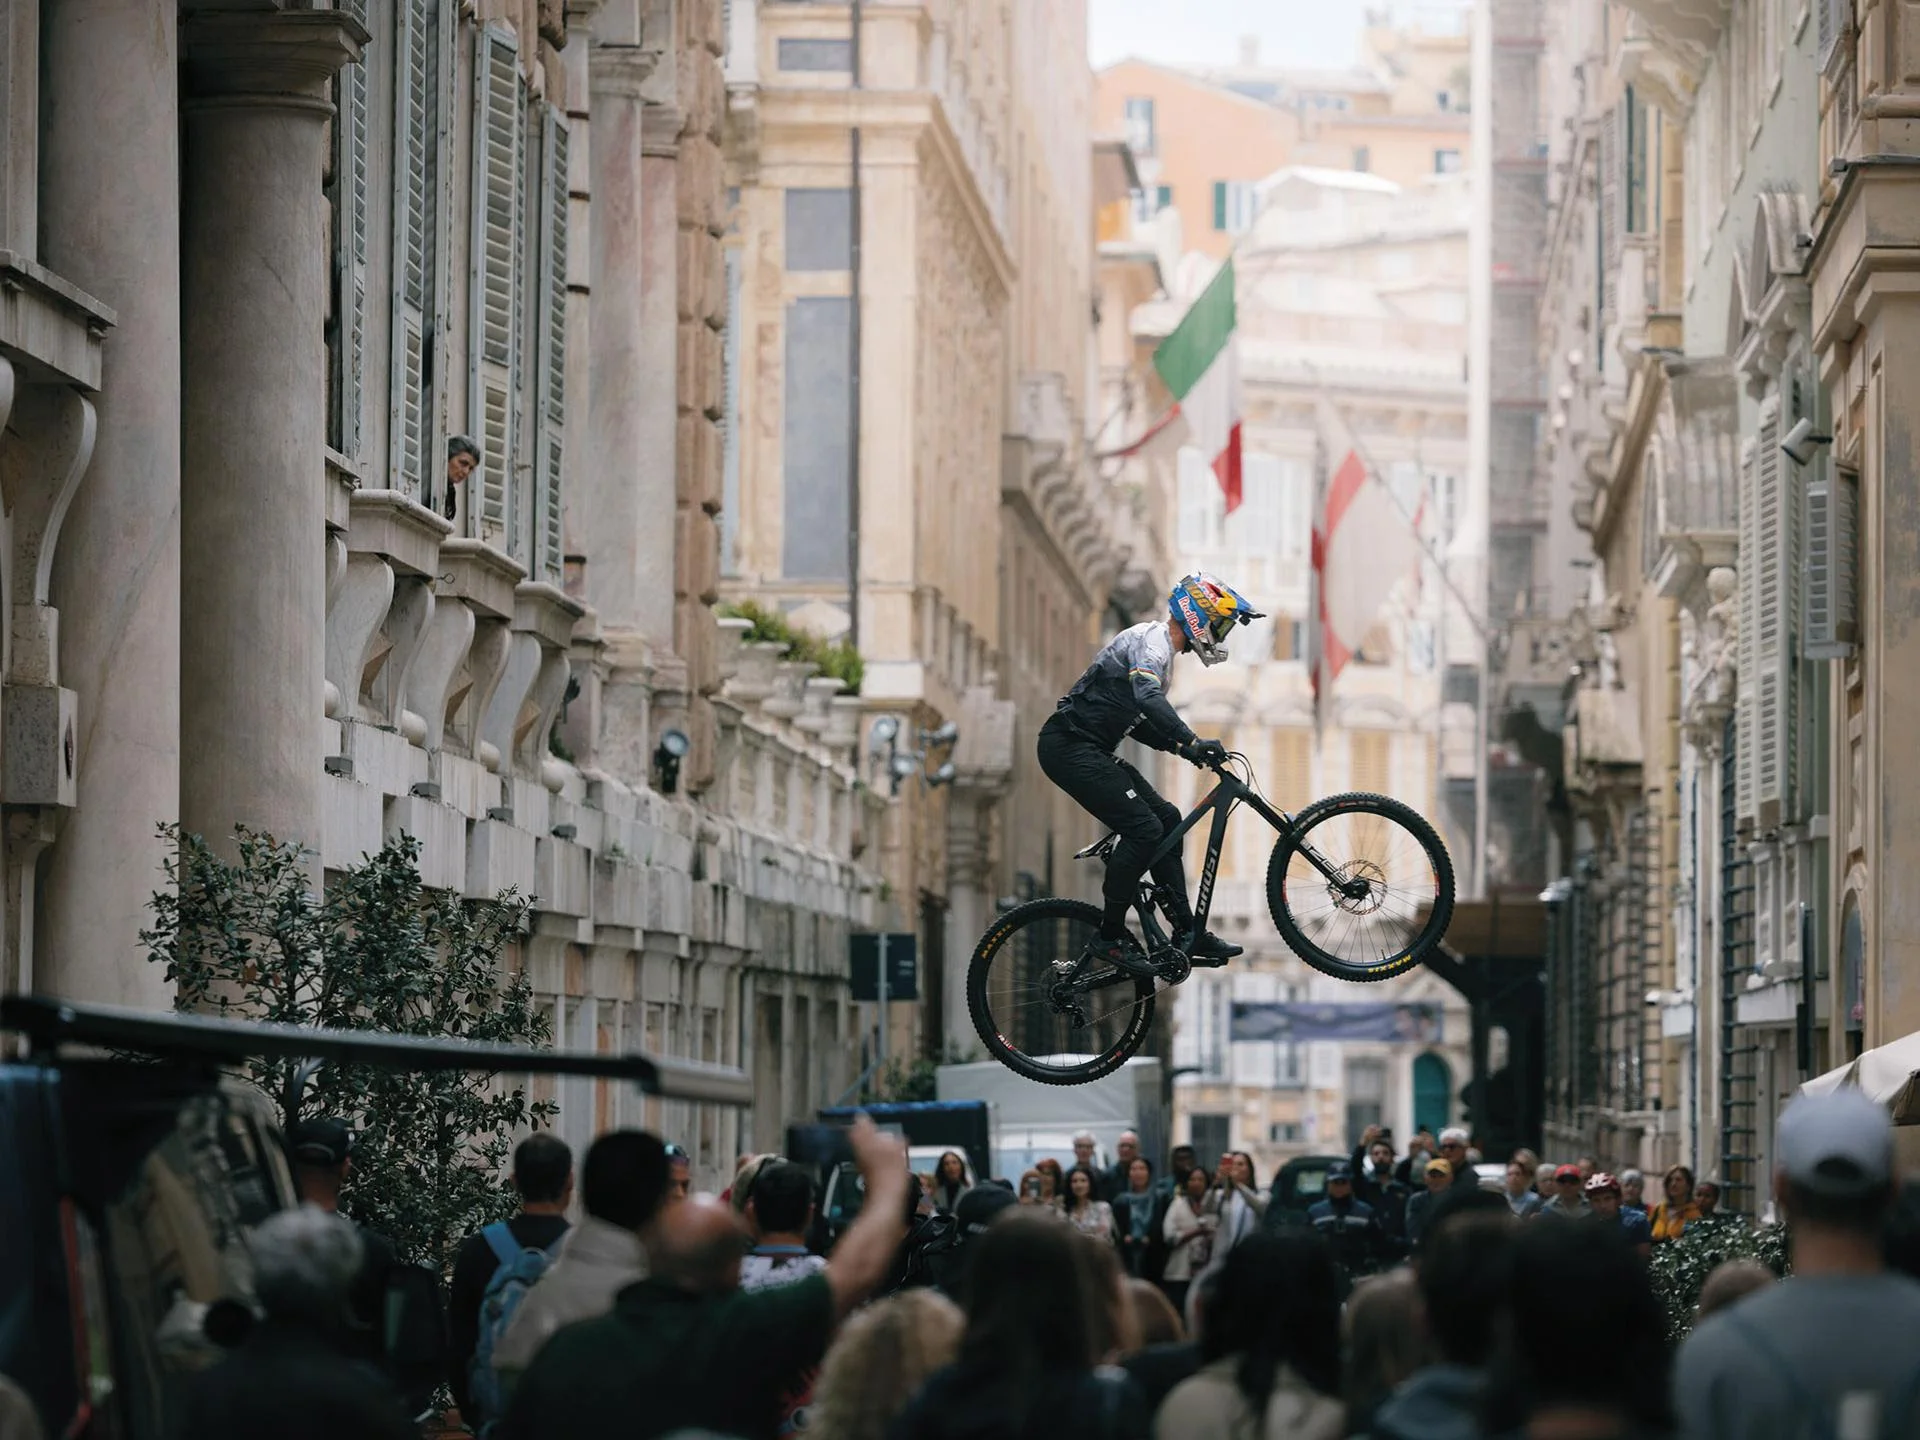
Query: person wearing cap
1537,1164,1591,1220
1583,1173,1650,1258
1404,1157,1454,1246
1676,1089,1920,1440
286,1118,402,1374
1307,1162,1389,1286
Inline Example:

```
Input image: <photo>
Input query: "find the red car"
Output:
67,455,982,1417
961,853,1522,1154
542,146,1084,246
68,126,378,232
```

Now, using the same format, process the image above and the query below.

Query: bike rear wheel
1265,791,1455,983
967,898,1157,1085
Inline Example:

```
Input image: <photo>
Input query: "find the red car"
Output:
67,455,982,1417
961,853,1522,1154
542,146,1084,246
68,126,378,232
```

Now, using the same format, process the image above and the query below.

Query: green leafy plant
141,824,557,1277
720,599,864,694
1647,1217,1792,1343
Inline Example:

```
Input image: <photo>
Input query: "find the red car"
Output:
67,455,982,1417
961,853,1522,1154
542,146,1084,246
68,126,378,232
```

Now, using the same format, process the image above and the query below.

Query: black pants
1037,720,1189,931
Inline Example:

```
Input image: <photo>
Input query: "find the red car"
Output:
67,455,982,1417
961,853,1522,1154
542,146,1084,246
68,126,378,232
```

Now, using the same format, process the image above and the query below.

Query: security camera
1779,416,1833,468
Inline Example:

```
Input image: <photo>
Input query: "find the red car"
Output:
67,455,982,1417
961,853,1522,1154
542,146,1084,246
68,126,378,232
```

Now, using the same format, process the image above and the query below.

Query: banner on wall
1230,1001,1443,1045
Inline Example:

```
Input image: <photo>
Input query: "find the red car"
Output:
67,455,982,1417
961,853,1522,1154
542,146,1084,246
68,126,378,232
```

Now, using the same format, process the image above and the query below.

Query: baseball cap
1778,1088,1892,1198
1425,1157,1451,1177
288,1117,352,1167
953,1184,1018,1237
1327,1162,1353,1181
1554,1163,1581,1182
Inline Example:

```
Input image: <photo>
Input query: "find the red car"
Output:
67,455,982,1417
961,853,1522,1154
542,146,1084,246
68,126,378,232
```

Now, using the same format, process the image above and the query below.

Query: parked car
0,995,749,1440
1265,1154,1351,1229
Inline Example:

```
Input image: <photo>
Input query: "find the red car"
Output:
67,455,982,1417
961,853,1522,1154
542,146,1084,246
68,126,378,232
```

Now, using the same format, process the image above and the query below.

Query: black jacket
886,1363,1149,1440
1050,622,1195,754
170,1319,417,1440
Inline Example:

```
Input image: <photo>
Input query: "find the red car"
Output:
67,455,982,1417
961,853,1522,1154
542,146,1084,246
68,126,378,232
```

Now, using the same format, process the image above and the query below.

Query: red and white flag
1309,398,1424,734
1151,260,1243,513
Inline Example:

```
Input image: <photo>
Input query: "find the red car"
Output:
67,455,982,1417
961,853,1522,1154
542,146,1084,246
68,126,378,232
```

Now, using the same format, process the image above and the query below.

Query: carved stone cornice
181,9,369,114
1615,15,1709,120
1612,0,1730,58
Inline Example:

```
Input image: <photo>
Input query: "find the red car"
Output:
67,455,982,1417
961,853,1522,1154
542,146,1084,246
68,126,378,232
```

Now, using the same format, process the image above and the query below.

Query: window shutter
1598,103,1620,316
1156,184,1172,211
1735,436,1758,826
532,104,570,584
1270,728,1312,814
390,0,439,500
1754,400,1789,828
471,25,526,550
1213,181,1228,232
329,1,370,461
1806,463,1859,659
721,247,743,576
1819,0,1851,69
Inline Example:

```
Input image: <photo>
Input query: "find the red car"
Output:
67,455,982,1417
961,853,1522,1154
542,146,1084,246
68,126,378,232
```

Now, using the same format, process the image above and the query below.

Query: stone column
178,11,365,860
583,43,658,635
638,101,686,665
37,0,182,1004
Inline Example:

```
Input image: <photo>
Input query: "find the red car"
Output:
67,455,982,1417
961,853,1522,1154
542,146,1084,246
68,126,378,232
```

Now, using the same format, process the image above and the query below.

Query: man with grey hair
1437,1127,1478,1193
172,1206,415,1439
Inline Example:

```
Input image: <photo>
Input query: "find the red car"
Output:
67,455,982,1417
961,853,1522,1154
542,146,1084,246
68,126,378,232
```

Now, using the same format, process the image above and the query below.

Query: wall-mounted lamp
654,728,691,795
1780,416,1834,468
868,714,962,796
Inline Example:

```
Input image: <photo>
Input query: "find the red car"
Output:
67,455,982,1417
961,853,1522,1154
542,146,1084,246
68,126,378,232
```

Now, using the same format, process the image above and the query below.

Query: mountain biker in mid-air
1037,573,1265,978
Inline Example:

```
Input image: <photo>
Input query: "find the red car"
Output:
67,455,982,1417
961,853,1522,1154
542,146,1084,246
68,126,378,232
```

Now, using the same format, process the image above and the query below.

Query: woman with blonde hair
811,1289,965,1440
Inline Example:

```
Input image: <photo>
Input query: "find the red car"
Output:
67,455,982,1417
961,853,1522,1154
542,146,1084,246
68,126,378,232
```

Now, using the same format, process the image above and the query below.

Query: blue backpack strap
482,1221,521,1269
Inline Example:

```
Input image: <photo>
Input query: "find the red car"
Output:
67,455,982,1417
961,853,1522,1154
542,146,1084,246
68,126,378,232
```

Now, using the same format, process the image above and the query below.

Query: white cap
1777,1088,1893,1198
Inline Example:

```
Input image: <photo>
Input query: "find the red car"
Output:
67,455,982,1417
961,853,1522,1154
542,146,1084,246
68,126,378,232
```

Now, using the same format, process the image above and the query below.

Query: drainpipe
847,0,864,650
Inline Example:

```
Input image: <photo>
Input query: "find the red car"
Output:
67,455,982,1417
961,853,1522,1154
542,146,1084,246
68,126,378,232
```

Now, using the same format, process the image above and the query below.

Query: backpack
467,1222,562,1431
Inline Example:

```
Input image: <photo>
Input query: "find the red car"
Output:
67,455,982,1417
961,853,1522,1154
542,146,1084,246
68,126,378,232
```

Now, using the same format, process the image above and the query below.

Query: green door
1413,1052,1451,1137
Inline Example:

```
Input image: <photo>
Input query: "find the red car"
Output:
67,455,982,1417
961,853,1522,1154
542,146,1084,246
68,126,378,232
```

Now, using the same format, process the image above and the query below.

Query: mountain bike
967,752,1455,1085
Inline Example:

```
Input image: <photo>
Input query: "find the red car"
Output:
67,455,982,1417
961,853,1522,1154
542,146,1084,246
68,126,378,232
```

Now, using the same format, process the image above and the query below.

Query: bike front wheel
1265,791,1455,983
967,898,1157,1085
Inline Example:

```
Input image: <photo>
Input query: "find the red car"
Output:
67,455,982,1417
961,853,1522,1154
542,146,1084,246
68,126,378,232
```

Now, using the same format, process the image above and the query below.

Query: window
1178,447,1225,551
1125,97,1157,156
1345,1057,1388,1147
785,188,853,271
779,38,852,71
1434,148,1463,174
1212,180,1259,234
1352,146,1371,172
782,297,853,578
1351,731,1391,793
1268,1121,1305,1144
471,24,527,552
1436,89,1453,111
1190,1112,1231,1163
1131,184,1174,224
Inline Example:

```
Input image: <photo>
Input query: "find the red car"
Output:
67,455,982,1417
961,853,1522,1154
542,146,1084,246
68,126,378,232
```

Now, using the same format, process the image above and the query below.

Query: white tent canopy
1801,1029,1920,1124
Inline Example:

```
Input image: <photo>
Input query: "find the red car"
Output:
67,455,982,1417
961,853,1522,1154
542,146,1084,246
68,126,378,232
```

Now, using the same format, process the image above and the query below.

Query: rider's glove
1183,737,1229,768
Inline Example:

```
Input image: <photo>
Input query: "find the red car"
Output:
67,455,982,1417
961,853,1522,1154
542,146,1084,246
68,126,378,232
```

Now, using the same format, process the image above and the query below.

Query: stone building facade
1,0,895,1189
720,0,1132,1057
1148,171,1475,1176
1525,0,1849,1207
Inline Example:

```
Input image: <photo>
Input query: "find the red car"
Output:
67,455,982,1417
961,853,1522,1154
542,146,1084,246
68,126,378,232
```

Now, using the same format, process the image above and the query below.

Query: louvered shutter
1754,400,1790,829
471,25,525,550
1819,0,1850,68
391,0,437,499
330,0,370,459
532,105,570,583
1270,728,1312,815
1735,437,1757,826
1806,463,1859,659
721,246,742,575
1599,104,1620,316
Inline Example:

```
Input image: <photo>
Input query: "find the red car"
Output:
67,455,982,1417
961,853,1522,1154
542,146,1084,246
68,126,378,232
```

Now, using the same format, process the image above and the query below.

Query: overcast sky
1088,0,1470,72
1088,0,1367,71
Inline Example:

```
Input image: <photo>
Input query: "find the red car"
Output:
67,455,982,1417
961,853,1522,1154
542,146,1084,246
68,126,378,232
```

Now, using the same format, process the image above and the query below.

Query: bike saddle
1074,832,1120,860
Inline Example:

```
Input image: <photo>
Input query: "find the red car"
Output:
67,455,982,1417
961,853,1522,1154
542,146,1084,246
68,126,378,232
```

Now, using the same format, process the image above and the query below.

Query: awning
1801,1030,1920,1125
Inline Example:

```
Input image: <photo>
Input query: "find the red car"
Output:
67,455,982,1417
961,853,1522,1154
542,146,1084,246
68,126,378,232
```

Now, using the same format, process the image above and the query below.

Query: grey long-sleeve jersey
1050,621,1197,754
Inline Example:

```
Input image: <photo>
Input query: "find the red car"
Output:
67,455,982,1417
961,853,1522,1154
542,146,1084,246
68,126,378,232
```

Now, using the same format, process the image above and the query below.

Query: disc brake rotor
1326,858,1389,917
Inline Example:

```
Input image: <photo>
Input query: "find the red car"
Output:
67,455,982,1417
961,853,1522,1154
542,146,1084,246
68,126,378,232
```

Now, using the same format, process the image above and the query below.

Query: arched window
1413,1051,1452,1137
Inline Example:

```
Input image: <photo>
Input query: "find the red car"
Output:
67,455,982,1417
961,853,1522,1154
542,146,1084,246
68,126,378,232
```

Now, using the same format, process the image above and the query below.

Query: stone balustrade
319,499,881,954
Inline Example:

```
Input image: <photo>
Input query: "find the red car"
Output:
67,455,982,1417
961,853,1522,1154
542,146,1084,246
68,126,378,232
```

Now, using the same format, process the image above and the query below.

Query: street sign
849,932,918,1002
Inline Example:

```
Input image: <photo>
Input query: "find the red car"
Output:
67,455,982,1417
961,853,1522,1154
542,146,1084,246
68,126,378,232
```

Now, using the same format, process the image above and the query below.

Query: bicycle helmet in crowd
1169,572,1264,667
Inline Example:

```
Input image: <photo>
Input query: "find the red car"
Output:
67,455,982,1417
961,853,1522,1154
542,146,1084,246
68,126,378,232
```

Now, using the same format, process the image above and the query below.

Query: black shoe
1081,932,1159,979
1177,927,1243,966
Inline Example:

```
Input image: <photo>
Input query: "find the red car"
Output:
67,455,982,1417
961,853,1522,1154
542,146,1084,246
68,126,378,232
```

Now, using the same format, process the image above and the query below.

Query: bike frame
1130,765,1350,951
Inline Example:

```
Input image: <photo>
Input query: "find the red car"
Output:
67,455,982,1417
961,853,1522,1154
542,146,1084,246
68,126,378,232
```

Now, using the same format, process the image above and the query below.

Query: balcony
1643,356,1739,598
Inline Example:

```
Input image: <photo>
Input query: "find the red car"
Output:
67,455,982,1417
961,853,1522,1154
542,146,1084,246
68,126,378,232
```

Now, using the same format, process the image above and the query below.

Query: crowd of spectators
164,1088,1920,1440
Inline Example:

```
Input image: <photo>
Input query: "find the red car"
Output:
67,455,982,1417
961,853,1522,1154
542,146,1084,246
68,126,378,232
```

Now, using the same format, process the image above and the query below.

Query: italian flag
1151,261,1243,513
